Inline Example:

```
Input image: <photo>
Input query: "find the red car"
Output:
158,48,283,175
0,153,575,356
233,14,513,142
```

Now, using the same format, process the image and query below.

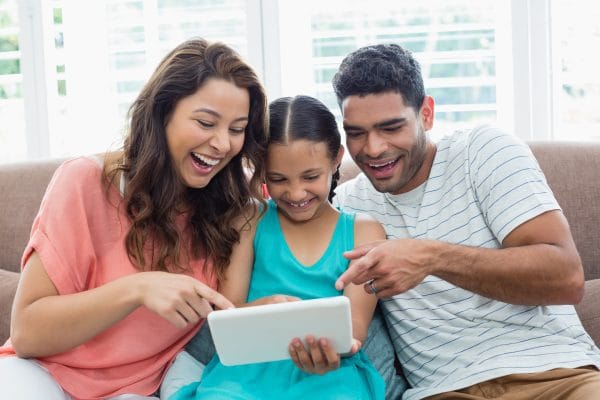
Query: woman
0,38,267,400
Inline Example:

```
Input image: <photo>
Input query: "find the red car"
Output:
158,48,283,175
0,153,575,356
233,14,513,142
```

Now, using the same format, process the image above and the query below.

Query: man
332,43,600,399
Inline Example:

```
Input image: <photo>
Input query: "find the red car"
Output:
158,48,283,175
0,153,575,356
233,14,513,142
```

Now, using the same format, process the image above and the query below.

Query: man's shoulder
440,124,517,149
335,173,384,208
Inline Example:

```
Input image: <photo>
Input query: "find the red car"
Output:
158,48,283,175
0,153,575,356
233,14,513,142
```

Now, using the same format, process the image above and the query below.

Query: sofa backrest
1,141,598,280
339,141,600,281
529,142,600,280
0,158,64,273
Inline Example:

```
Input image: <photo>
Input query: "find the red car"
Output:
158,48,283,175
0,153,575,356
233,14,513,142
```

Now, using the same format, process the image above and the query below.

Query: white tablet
207,296,353,366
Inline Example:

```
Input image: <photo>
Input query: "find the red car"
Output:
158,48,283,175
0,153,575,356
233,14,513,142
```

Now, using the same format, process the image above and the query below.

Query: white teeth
369,160,395,168
289,199,310,208
192,152,220,166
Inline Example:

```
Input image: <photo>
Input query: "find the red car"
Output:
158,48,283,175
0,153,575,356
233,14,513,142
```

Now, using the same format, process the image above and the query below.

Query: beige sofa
1,142,600,348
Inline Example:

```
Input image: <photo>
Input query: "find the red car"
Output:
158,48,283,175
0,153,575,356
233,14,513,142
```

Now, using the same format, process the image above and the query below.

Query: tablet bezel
207,296,353,366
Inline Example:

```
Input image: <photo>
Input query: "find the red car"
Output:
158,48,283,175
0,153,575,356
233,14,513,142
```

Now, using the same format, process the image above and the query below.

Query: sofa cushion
575,279,600,346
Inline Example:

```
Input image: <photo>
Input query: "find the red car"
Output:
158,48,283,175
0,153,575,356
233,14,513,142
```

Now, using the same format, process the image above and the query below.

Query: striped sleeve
466,126,560,242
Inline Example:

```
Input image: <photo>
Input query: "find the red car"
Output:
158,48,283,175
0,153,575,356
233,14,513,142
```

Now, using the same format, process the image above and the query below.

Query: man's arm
336,209,584,305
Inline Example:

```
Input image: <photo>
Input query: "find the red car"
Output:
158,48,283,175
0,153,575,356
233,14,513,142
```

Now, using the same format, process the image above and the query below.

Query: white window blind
277,0,512,139
3,0,600,165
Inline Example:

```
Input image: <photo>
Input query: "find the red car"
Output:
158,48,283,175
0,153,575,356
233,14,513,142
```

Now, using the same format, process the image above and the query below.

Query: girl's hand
244,294,300,307
289,336,362,375
135,271,234,328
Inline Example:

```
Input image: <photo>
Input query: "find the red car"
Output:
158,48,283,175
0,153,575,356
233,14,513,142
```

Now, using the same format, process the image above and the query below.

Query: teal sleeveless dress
170,200,385,400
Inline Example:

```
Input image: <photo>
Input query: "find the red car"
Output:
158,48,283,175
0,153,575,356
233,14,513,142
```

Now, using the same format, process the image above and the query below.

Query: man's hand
335,239,435,298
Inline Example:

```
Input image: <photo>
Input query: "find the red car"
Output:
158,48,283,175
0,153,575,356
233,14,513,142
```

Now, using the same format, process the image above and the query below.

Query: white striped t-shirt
334,125,600,400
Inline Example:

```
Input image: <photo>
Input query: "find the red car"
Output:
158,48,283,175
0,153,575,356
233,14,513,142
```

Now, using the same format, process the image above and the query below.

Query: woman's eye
230,127,246,135
197,120,214,128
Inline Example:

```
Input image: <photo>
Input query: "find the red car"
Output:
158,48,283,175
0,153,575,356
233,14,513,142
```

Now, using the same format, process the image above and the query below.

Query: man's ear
419,95,435,131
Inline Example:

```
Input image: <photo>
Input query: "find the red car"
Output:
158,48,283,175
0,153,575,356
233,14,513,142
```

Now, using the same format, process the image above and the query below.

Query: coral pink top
0,157,217,399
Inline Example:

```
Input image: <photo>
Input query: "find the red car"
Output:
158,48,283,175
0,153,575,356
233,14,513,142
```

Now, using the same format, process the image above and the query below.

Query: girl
0,38,267,400
170,95,386,399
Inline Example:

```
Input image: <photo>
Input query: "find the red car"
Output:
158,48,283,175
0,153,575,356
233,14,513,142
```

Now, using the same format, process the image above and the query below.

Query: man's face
341,92,433,195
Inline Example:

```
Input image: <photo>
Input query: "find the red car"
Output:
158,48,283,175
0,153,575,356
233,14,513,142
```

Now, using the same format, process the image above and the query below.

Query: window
277,0,511,139
551,0,600,141
0,0,25,162
3,0,600,165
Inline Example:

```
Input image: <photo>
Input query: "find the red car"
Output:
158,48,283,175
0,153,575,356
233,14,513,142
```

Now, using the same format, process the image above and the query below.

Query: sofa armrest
574,279,600,346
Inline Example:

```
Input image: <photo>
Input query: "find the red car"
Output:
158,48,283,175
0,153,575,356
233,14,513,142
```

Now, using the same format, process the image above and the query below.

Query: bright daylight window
551,0,600,141
2,0,600,164
277,0,512,140
0,0,25,162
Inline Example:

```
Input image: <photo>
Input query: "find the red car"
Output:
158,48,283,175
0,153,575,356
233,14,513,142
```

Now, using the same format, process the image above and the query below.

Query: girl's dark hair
268,95,341,201
108,38,267,279
332,43,425,111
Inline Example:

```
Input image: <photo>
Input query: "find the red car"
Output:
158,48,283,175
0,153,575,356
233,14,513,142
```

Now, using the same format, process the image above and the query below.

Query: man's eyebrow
343,117,407,131
373,118,407,129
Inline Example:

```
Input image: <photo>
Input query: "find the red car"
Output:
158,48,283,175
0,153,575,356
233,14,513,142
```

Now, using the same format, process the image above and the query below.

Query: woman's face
165,78,250,189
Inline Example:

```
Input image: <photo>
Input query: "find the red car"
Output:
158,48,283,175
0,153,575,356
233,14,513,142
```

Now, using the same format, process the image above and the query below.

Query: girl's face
165,78,249,189
266,139,342,223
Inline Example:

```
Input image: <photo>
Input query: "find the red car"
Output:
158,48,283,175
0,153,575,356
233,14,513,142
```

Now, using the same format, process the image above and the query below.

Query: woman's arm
10,252,233,358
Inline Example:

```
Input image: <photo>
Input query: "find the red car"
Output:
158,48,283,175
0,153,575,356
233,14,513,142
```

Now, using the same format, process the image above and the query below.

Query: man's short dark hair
332,44,425,111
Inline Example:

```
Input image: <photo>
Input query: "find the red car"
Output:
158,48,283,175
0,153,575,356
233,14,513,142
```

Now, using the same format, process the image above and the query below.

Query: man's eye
345,130,364,138
382,125,403,132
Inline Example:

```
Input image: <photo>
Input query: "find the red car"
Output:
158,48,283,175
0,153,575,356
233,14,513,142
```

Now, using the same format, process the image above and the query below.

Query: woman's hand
136,271,234,328
289,336,362,375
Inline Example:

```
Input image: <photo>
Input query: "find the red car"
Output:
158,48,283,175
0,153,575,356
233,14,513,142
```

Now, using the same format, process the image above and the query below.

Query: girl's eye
266,177,285,183
305,175,319,181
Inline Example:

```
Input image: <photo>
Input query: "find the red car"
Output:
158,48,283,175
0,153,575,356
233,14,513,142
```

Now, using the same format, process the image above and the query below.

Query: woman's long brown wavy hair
107,38,267,280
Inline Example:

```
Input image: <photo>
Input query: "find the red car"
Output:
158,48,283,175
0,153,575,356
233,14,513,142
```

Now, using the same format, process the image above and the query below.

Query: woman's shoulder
51,156,104,188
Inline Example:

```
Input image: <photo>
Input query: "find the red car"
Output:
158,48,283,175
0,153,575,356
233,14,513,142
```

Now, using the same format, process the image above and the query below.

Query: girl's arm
344,213,387,343
10,252,233,358
216,208,257,306
219,204,299,307
289,213,386,374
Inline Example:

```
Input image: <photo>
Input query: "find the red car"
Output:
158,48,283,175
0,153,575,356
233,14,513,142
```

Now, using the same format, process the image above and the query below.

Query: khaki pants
426,366,600,400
